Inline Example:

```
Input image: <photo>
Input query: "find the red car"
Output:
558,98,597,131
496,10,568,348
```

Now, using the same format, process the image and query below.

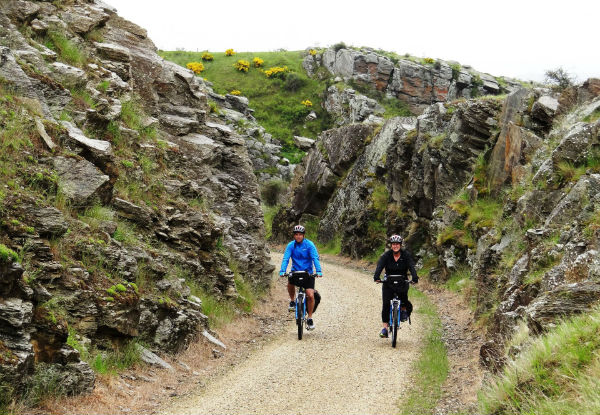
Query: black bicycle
284,272,316,340
380,274,414,348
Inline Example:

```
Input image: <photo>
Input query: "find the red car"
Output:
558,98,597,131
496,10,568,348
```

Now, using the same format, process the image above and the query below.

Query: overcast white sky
107,0,598,83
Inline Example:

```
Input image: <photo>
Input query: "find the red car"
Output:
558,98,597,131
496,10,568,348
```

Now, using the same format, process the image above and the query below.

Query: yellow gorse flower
309,49,317,56
234,59,250,72
264,66,289,79
201,52,214,61
253,57,264,67
230,90,241,95
186,62,204,74
225,48,236,56
301,99,313,107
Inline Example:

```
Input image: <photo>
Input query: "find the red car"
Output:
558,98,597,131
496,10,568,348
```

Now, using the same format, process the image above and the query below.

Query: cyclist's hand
374,278,382,284
316,272,323,278
279,272,285,278
410,278,418,284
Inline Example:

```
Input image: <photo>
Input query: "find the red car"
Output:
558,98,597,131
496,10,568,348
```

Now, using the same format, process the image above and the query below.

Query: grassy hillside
479,307,600,414
159,50,333,162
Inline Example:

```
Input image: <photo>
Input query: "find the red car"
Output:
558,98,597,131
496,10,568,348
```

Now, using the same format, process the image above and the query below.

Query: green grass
88,341,143,375
159,50,334,147
400,289,448,414
479,306,600,415
582,107,600,123
320,234,342,255
261,204,279,239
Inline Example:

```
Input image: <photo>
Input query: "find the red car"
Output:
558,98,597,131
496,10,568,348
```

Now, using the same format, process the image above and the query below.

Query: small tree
544,67,575,91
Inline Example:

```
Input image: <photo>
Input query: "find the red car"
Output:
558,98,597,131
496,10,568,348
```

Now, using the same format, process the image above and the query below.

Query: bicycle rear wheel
391,304,399,348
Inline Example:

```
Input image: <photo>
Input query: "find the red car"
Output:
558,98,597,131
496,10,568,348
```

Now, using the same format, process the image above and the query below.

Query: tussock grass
44,28,87,67
480,306,600,415
400,289,448,414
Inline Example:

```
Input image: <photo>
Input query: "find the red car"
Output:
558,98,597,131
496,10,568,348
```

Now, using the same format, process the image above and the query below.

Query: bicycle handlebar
281,272,320,278
376,274,417,283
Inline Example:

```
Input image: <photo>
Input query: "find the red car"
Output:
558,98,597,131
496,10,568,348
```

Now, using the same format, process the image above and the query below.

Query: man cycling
279,225,323,330
373,235,418,338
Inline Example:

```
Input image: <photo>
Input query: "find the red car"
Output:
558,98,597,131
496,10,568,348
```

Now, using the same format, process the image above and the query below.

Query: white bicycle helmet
389,234,403,244
293,225,306,234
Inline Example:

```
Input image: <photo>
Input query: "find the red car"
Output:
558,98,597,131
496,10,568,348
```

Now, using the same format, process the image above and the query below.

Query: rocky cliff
0,0,273,399
277,60,600,368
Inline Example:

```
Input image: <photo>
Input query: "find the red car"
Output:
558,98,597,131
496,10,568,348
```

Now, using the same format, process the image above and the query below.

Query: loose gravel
167,252,427,415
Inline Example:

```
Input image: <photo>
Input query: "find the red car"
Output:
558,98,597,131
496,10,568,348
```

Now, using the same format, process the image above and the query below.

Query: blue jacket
279,239,322,274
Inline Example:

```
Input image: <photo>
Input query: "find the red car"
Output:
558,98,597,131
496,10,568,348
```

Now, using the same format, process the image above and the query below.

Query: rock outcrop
304,46,521,114
0,0,273,399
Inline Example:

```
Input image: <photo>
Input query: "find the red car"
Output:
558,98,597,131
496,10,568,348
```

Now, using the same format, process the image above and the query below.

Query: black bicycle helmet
389,234,403,244
293,225,305,234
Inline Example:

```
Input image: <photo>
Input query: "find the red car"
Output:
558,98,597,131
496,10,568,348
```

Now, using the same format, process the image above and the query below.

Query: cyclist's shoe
400,310,408,322
288,301,295,312
306,318,315,330
379,328,388,338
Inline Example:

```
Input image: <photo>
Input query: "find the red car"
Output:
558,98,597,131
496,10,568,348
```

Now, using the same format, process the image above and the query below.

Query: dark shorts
289,272,315,290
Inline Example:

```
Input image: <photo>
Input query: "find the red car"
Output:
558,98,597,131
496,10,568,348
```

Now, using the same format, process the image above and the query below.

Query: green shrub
284,73,307,91
450,63,462,80
332,42,347,52
260,179,286,206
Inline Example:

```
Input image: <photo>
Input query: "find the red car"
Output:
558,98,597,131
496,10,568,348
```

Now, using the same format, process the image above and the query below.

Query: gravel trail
167,252,427,415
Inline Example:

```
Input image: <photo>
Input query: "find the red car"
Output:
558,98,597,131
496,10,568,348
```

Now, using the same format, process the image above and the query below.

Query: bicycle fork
389,298,401,329
295,291,306,320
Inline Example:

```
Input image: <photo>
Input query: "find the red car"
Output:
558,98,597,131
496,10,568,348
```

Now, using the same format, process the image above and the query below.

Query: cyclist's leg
306,288,315,317
287,281,296,301
305,275,316,317
400,291,411,314
381,284,392,329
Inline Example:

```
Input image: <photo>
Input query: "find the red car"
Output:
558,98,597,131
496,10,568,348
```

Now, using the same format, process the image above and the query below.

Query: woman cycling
373,235,418,338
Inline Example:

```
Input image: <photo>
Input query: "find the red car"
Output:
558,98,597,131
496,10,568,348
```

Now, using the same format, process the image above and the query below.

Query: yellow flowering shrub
423,57,435,64
201,52,214,61
225,48,236,56
264,66,289,79
253,57,264,67
234,60,250,72
230,90,241,95
309,49,317,56
301,99,313,107
186,62,204,74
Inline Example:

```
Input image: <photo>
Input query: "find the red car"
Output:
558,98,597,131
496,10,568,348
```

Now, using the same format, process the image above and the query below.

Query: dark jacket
373,249,418,282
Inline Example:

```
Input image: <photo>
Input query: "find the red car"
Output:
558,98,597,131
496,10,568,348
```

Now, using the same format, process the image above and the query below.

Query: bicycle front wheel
297,317,303,340
391,304,399,348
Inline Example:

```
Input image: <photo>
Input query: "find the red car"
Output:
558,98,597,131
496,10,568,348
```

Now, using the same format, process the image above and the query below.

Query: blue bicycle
284,272,315,340
381,274,414,348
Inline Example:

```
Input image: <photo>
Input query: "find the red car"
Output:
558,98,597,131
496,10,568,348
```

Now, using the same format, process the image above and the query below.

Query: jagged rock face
323,86,384,126
0,0,273,396
321,117,417,257
271,124,373,241
307,47,520,113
